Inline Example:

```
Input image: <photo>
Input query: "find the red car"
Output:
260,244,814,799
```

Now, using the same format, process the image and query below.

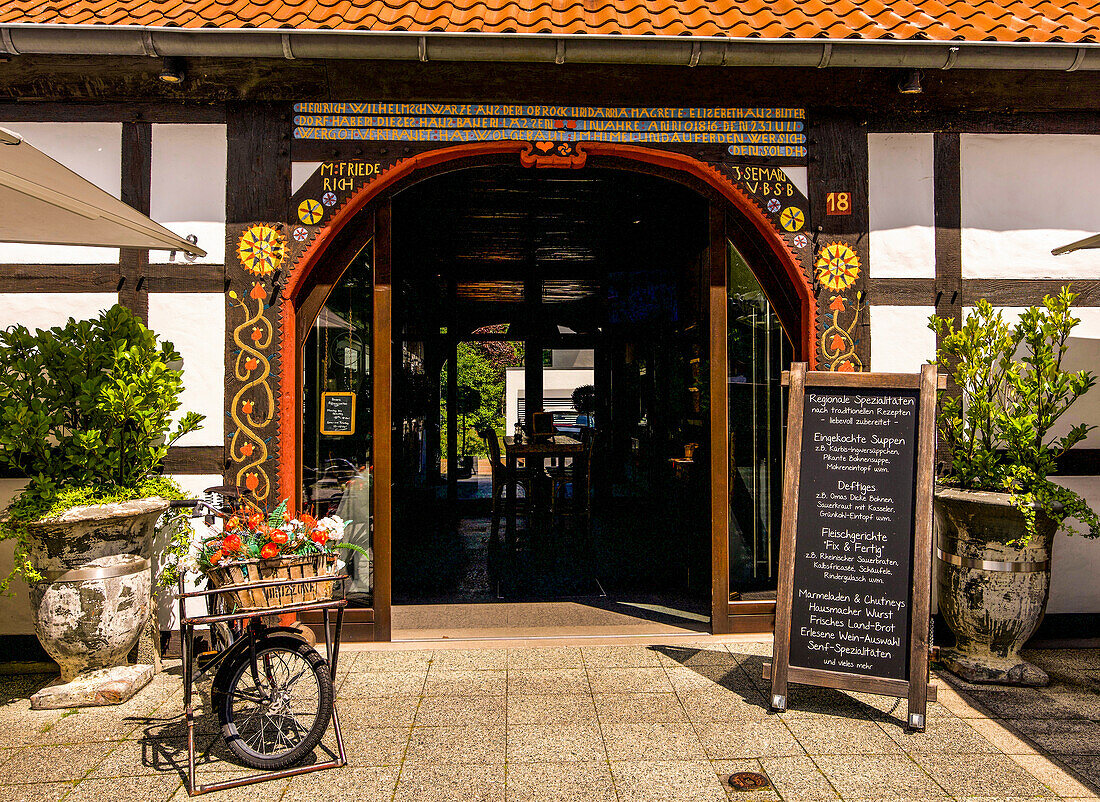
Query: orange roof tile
0,0,1096,43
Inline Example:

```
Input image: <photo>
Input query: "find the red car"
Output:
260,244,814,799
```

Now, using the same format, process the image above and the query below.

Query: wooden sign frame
320,391,357,436
766,363,941,731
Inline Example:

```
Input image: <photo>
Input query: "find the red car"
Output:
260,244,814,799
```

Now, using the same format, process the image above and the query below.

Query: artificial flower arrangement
194,499,357,574
189,499,368,611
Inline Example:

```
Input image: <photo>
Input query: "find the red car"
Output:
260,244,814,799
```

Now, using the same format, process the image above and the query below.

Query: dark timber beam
866,278,1100,307
118,120,151,321
224,102,290,493
807,112,870,369
933,132,963,461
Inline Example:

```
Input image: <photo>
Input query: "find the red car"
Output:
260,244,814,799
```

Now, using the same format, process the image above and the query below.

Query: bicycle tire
212,635,334,770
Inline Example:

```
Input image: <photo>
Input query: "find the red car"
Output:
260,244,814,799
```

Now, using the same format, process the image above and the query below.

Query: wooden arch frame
278,141,815,637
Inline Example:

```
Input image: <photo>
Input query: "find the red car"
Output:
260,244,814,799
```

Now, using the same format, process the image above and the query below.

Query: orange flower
247,512,264,530
260,543,279,560
209,550,225,566
311,529,329,546
225,516,240,531
244,357,258,371
270,530,288,545
222,533,244,553
250,327,263,343
242,400,255,415
300,513,318,529
250,282,267,301
240,442,254,457
245,473,259,492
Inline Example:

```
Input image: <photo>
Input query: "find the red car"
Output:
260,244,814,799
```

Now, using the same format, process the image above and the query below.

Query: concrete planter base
30,664,154,710
938,648,1049,686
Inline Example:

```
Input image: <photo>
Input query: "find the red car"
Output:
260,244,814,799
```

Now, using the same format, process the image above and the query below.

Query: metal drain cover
726,772,771,791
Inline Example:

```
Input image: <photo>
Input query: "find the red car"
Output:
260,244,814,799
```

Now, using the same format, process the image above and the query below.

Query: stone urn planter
23,497,168,708
934,487,1059,686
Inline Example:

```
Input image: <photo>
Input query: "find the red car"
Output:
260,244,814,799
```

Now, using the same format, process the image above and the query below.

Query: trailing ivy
929,287,1099,543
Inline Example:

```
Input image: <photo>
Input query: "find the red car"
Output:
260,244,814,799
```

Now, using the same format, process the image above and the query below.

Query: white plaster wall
150,124,227,265
869,306,937,372
0,479,33,636
292,162,322,194
868,133,935,278
0,292,116,331
1048,477,1100,614
961,134,1100,279
0,122,122,264
781,166,808,200
147,293,225,447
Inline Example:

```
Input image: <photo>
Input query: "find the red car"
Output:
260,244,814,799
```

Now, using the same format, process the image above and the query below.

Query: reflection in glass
302,242,373,604
727,240,791,597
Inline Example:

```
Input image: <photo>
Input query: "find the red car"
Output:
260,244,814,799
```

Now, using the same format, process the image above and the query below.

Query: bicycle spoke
224,644,329,761
227,688,269,705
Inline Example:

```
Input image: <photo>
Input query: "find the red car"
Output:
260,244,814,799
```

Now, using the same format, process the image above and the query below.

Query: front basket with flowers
195,500,363,612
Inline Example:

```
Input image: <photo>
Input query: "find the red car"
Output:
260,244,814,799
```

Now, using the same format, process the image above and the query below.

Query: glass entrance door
727,240,792,600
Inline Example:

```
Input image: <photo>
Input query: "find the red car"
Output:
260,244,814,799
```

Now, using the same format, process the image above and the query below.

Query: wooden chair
479,426,536,546
548,431,594,531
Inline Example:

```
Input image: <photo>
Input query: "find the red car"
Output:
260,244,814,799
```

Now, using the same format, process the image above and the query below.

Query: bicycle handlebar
169,498,226,518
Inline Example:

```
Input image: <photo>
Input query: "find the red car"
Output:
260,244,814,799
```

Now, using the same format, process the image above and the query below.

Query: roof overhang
0,24,1098,71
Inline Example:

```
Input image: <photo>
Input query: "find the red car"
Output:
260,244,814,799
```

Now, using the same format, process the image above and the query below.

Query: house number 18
825,192,852,215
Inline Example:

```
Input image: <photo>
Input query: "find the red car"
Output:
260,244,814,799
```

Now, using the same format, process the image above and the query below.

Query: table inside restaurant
503,434,587,545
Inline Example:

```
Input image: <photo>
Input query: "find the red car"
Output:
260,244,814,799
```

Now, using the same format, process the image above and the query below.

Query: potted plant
455,384,482,479
571,384,597,430
929,287,1098,686
0,304,203,707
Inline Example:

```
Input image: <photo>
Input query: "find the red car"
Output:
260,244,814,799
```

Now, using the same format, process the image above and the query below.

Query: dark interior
387,166,714,624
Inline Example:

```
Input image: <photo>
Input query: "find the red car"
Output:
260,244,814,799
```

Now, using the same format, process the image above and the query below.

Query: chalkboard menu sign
321,391,356,436
767,364,940,731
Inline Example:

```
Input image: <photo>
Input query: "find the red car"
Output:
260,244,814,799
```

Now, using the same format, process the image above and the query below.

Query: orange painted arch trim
277,141,815,499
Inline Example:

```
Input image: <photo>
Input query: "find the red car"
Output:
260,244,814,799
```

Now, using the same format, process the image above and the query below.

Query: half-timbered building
0,0,1097,645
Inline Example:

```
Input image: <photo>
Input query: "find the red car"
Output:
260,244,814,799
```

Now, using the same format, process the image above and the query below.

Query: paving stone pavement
0,642,1097,801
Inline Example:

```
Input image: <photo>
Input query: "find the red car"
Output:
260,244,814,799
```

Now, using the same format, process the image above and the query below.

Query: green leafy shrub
929,287,1099,541
0,304,205,588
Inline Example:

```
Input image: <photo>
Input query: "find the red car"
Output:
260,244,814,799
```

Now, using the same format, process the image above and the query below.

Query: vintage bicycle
170,494,348,795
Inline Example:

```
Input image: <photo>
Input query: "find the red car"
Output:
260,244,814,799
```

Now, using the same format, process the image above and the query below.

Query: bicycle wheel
212,635,334,770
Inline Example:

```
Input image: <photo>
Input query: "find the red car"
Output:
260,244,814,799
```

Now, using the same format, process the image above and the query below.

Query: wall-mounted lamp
898,69,923,94
158,57,185,85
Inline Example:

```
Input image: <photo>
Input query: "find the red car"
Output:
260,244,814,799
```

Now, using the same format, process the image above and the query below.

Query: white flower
318,516,347,539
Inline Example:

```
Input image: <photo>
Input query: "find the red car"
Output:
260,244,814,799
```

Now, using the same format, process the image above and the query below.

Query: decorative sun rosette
815,241,861,291
780,207,805,232
236,224,287,276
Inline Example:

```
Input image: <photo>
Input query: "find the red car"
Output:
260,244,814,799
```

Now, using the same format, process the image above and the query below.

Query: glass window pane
302,242,374,605
727,239,791,599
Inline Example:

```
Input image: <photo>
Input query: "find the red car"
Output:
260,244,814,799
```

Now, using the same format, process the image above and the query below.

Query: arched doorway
280,142,814,640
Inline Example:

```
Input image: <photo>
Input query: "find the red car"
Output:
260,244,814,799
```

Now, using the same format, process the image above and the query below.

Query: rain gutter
0,24,1097,71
